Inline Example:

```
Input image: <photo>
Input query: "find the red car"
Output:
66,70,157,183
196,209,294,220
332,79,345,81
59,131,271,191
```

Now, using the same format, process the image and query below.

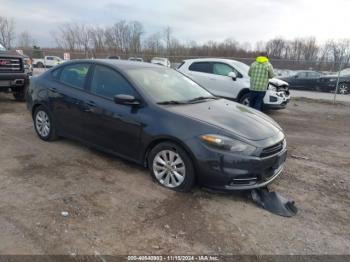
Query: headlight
329,78,337,82
268,85,277,91
200,134,256,155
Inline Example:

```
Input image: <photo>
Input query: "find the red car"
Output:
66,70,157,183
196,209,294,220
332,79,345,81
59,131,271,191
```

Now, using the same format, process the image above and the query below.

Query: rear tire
36,62,44,68
33,106,58,141
148,142,195,192
239,93,251,106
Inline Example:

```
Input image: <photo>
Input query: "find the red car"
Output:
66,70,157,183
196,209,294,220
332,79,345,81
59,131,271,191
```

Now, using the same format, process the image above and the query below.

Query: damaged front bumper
191,140,288,191
264,89,291,109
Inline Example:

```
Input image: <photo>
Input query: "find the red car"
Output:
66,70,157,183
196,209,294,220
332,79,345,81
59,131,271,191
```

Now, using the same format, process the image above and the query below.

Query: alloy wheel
35,110,51,137
242,97,250,106
152,150,186,188
339,83,349,95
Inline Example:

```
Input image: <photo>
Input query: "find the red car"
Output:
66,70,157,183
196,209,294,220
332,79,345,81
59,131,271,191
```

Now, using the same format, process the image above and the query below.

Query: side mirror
228,72,237,81
114,94,140,106
294,75,299,79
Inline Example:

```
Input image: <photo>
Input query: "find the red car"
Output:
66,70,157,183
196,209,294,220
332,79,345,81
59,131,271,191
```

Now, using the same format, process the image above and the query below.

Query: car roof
63,59,162,70
183,58,239,63
295,70,319,73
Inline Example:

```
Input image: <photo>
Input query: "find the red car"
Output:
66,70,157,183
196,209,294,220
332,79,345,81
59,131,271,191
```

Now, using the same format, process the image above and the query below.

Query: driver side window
213,63,234,76
90,65,135,99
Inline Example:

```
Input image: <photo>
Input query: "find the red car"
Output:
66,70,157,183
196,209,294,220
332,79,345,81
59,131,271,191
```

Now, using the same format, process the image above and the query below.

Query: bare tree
74,24,91,57
89,26,105,56
0,16,15,49
53,23,78,51
164,26,173,55
266,38,287,58
145,32,163,54
17,31,35,48
129,21,143,54
105,21,130,53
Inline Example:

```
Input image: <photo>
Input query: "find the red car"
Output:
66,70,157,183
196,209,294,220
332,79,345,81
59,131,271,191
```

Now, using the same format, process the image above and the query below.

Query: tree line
1,16,350,70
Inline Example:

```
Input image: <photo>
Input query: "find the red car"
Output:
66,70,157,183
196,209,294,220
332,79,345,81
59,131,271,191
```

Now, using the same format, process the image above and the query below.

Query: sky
0,0,348,47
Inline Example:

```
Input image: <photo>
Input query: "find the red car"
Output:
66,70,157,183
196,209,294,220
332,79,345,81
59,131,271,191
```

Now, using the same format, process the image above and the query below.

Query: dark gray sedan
26,60,287,192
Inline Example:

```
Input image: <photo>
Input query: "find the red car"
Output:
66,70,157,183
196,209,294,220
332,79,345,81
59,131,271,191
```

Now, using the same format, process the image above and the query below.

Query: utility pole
333,61,343,104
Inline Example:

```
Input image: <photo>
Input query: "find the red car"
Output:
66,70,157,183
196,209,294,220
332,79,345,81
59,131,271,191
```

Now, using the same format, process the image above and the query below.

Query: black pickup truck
0,44,30,101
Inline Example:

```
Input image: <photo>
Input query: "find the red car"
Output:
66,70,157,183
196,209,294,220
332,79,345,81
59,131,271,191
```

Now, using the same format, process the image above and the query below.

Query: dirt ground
0,94,349,255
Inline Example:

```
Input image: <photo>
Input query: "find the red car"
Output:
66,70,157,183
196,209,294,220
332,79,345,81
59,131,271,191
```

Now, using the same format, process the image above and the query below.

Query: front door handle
83,100,96,112
49,87,58,93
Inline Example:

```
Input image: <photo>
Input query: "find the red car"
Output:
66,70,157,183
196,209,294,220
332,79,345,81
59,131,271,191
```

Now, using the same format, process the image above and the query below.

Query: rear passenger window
90,65,135,99
189,62,212,73
60,64,90,89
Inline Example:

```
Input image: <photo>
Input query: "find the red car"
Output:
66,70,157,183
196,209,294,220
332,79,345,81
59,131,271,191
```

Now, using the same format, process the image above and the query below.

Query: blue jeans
249,91,266,111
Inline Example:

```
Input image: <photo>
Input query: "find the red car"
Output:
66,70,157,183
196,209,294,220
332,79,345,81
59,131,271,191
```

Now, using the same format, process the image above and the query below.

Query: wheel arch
236,88,250,102
31,102,49,119
143,136,197,170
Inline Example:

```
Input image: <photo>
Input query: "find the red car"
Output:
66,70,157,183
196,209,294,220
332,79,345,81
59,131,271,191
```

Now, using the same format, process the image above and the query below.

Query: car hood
269,78,289,87
167,99,282,141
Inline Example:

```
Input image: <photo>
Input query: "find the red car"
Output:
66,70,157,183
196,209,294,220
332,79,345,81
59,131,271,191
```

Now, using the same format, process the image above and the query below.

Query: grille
0,57,23,73
261,141,284,157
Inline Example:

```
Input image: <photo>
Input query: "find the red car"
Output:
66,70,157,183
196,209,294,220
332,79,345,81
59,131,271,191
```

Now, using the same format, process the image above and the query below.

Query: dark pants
249,91,266,111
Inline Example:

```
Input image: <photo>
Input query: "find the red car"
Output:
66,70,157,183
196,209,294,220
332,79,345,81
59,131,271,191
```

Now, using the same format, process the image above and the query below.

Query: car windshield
126,67,214,103
0,43,6,51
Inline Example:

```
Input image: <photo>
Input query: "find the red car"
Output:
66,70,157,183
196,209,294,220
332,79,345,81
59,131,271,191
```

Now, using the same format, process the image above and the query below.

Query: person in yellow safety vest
248,52,274,111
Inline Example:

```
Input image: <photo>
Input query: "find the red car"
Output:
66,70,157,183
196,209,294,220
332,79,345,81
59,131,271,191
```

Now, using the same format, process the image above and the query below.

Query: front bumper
0,72,29,92
263,90,291,109
189,140,287,191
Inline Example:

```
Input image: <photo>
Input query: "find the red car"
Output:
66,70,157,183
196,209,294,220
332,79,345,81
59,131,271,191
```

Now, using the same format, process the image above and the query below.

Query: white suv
178,58,290,110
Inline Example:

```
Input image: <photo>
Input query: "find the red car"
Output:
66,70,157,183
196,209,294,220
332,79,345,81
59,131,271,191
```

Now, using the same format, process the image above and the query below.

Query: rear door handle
83,100,96,112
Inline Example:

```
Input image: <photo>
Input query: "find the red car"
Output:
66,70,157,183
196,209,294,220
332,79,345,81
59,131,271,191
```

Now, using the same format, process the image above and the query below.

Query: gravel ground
0,94,349,255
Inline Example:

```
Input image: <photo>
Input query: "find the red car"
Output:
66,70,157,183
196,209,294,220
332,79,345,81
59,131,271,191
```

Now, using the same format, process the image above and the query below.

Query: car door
48,63,91,138
287,72,307,89
306,72,322,90
45,56,54,67
184,62,213,89
209,62,245,98
81,64,143,159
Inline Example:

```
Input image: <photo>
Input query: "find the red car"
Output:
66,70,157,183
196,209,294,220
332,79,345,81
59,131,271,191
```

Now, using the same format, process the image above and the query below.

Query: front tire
148,142,195,192
33,106,58,141
13,84,27,102
13,90,26,101
36,62,44,68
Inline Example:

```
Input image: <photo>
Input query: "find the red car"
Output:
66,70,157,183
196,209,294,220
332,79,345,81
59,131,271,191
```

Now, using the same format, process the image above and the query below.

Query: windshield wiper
157,100,185,105
186,96,219,103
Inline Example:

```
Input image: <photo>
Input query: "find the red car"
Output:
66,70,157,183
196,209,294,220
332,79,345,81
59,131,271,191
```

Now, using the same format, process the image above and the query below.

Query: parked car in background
128,57,144,62
274,69,294,78
318,68,350,94
33,56,64,68
178,58,290,110
27,59,287,192
278,70,323,91
107,55,121,60
0,43,30,101
151,57,171,67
